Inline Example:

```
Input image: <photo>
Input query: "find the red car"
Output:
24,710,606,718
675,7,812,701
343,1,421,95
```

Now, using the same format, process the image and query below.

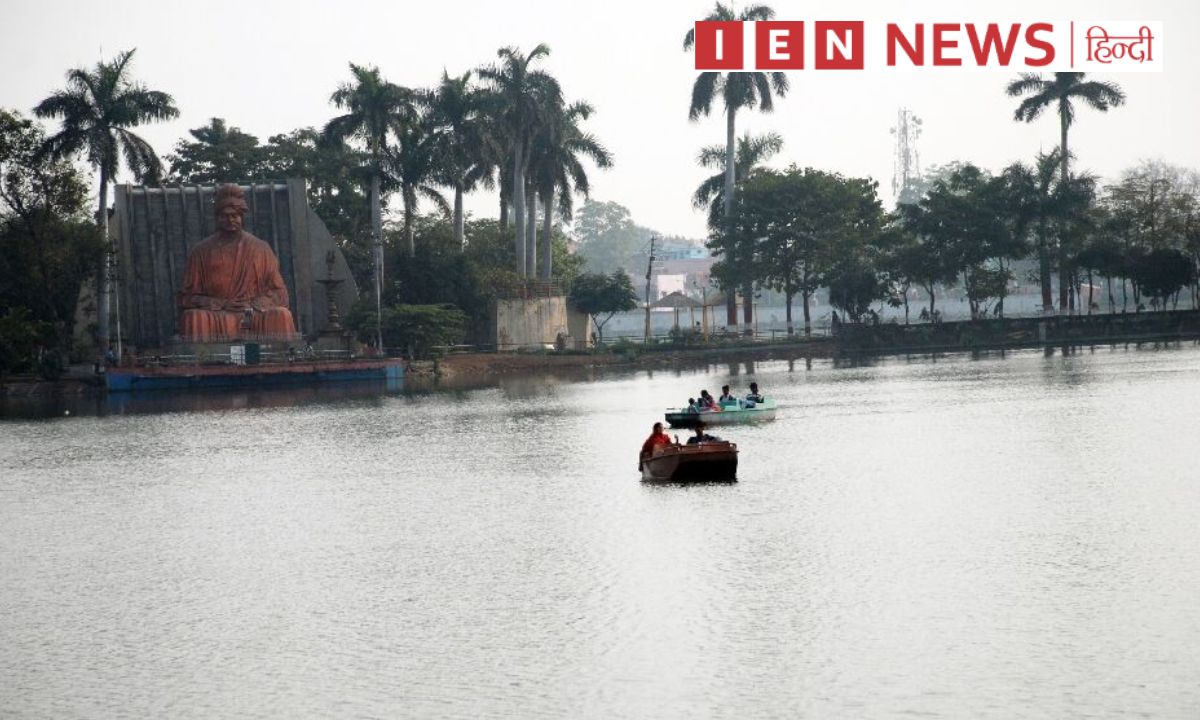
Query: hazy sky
2,0,1197,239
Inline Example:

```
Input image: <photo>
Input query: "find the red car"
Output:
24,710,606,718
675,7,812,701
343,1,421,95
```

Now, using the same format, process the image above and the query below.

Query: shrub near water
346,301,466,358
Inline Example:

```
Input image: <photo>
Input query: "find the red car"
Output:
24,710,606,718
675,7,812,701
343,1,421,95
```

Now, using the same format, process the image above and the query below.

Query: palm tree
523,174,539,278
478,44,563,277
685,2,789,329
1006,72,1125,311
529,101,613,281
1002,151,1062,312
387,108,451,258
427,70,496,249
34,48,178,358
323,64,414,345
693,131,783,228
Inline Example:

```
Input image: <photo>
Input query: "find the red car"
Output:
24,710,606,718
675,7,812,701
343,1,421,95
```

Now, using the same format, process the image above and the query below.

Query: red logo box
814,21,864,69
756,21,805,69
694,21,744,70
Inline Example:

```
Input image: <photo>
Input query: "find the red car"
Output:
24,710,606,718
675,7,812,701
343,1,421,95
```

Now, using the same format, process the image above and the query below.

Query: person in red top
639,422,674,470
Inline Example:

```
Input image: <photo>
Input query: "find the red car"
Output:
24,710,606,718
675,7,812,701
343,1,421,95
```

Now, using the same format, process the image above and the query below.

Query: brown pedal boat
639,441,738,482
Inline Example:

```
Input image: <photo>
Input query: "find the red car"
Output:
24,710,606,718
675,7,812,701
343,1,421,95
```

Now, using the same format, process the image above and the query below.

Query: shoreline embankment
5,309,1200,399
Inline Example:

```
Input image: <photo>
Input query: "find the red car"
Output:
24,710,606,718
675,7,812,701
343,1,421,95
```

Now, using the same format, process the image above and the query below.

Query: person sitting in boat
718,385,738,406
639,422,676,470
744,382,765,406
686,398,700,413
686,422,721,444
699,390,719,411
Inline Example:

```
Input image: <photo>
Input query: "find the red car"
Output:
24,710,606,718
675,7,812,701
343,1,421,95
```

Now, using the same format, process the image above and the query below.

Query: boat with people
665,382,777,429
664,399,777,428
639,421,739,482
640,440,739,482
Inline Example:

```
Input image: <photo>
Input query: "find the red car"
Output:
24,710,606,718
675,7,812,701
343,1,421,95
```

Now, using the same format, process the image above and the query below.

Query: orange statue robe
178,231,297,341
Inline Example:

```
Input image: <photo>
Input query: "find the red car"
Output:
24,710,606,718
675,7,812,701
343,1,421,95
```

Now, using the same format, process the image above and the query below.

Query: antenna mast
890,107,923,205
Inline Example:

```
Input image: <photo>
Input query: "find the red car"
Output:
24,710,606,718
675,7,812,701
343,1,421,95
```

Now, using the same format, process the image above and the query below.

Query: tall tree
323,64,415,348
0,109,102,349
685,2,789,329
33,48,178,357
1001,152,1057,311
427,70,496,249
719,167,884,335
906,165,1021,319
572,199,653,275
693,131,783,228
1006,72,1125,311
568,270,637,344
530,100,612,281
478,44,563,277
166,118,265,183
388,105,450,258
261,127,373,285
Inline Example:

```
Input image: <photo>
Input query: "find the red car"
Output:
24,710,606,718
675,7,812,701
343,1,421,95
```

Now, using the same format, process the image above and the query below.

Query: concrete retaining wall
491,297,590,350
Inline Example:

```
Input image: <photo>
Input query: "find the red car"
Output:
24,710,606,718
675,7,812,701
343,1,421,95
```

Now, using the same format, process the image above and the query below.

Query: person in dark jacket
686,423,721,444
745,382,765,404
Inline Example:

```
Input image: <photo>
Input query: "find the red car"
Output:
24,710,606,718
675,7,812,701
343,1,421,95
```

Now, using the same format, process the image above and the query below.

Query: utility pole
644,236,657,341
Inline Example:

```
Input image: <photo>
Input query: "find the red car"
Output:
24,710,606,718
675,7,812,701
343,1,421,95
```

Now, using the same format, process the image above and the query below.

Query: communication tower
890,108,923,205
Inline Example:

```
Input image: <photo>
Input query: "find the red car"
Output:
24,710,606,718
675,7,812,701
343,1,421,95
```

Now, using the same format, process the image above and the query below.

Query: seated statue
178,184,296,341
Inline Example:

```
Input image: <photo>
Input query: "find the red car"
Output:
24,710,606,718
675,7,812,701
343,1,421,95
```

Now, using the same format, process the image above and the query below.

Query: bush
346,299,466,359
0,307,46,380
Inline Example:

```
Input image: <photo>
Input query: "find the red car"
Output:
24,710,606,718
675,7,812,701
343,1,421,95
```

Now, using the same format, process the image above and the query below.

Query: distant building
656,274,687,297
657,238,709,261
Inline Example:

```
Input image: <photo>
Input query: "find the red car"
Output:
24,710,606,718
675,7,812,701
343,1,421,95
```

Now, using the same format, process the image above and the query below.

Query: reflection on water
3,345,1200,718
0,381,399,420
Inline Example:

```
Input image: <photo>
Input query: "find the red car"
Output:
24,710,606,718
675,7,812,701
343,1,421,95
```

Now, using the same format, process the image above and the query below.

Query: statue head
214,184,248,235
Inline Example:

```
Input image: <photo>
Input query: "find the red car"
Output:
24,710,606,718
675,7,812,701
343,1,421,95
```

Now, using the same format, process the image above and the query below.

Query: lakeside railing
108,307,1200,366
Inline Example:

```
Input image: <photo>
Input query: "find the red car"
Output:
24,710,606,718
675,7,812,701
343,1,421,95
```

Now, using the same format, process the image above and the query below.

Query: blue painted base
106,361,404,393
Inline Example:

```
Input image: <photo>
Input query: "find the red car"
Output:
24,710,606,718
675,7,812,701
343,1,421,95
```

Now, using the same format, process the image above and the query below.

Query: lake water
3,345,1199,718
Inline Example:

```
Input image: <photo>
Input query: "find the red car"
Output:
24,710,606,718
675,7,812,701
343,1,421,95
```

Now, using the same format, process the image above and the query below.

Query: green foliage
963,265,1013,317
529,100,613,238
372,215,581,343
272,128,375,287
717,166,886,330
0,109,103,352
827,256,885,322
323,63,415,166
901,164,1026,317
34,49,179,356
1075,234,1124,279
384,303,466,357
0,306,48,380
568,270,637,342
1072,161,1200,309
477,44,564,274
572,199,653,274
166,118,267,183
693,131,783,229
34,48,179,187
427,70,494,196
684,1,789,307
387,108,449,257
1007,72,1126,143
346,300,466,358
1128,248,1195,307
